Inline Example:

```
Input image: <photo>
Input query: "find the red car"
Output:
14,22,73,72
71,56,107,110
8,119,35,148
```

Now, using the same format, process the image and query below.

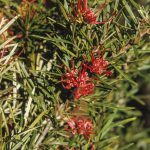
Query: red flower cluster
61,49,112,99
70,0,114,24
61,66,78,90
67,117,93,139
61,64,94,99
87,50,112,76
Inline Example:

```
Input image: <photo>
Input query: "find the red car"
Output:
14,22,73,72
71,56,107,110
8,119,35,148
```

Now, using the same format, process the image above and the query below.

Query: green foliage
0,0,150,149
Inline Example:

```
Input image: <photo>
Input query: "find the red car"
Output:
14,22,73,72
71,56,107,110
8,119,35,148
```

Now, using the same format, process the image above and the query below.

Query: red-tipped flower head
67,117,94,138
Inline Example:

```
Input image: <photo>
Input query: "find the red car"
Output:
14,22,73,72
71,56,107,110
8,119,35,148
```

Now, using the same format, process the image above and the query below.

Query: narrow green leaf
100,111,117,139
29,111,47,128
122,0,137,22
119,143,134,150
56,0,69,21
113,65,138,86
112,117,136,127
31,35,73,45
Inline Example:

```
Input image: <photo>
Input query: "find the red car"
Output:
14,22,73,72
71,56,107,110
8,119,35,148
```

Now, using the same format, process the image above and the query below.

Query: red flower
75,68,95,99
105,70,112,76
67,117,94,138
74,82,94,99
61,62,95,99
61,64,78,89
88,49,112,76
70,0,115,24
76,70,89,86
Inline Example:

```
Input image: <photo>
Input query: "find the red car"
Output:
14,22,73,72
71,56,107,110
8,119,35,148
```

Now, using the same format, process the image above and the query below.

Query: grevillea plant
0,0,150,150
61,48,112,99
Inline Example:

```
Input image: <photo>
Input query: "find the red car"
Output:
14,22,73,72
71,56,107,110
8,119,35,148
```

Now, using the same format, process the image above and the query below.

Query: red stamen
83,0,87,11
77,0,82,13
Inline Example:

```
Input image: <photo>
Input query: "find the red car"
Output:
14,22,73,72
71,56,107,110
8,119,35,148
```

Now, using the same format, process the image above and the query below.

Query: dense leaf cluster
0,0,150,149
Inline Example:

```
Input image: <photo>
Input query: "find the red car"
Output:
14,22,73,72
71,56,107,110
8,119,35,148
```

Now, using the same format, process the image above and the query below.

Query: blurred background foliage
0,0,150,149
